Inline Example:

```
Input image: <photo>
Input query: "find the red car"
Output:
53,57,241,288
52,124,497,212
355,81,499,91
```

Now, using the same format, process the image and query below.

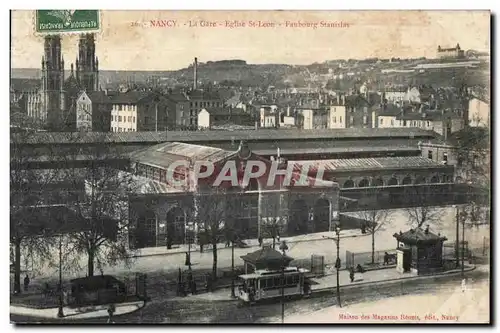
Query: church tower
76,33,99,92
40,35,65,129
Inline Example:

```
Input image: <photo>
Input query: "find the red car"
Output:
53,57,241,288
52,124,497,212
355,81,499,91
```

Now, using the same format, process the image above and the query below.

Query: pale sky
11,10,490,71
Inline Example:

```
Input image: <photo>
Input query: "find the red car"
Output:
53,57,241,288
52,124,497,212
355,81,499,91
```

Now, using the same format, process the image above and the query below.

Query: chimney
193,57,198,90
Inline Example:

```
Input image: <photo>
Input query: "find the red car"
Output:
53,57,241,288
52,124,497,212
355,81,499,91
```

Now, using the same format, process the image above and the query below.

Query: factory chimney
193,57,198,90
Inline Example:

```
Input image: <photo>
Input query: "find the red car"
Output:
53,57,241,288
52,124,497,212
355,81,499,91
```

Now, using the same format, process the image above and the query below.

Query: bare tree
260,192,285,249
403,186,445,229
195,190,228,280
10,115,58,293
61,132,136,277
355,189,392,264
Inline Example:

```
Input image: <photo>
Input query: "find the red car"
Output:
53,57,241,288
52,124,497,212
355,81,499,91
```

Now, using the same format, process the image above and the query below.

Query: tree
453,126,490,225
404,186,445,229
10,116,58,293
260,192,284,249
61,132,136,277
195,190,228,280
355,189,392,264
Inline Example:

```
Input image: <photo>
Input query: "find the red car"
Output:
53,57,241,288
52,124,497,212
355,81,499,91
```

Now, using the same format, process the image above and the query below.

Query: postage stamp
35,10,100,34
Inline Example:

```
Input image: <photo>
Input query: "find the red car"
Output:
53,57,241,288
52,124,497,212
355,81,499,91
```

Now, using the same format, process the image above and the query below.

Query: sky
10,10,490,71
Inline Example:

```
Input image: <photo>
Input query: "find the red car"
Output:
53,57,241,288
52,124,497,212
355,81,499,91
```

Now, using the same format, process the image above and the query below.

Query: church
25,33,99,131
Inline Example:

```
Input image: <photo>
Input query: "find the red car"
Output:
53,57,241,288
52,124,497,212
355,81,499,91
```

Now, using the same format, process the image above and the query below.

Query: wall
76,93,92,131
110,104,138,132
468,98,489,127
329,105,346,128
377,115,397,128
198,109,210,129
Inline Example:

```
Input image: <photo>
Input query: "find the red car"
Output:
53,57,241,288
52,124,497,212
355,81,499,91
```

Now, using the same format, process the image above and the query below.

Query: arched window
372,178,384,187
402,176,412,185
358,178,369,188
343,179,355,188
388,177,398,186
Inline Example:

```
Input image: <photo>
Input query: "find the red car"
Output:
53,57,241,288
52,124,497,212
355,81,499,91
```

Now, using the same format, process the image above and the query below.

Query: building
299,108,330,130
344,95,373,128
468,96,490,127
127,141,340,248
375,104,464,138
437,44,465,59
329,102,347,129
418,127,490,185
21,34,100,130
75,91,93,131
165,90,224,129
384,87,407,103
197,107,256,130
260,106,278,128
10,79,42,119
394,226,447,275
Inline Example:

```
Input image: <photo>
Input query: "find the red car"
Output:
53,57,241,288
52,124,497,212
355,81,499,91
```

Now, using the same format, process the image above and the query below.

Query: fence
291,255,325,278
345,249,397,269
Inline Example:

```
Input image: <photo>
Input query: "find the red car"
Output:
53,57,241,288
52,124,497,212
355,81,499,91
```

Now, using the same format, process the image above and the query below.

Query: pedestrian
205,274,213,292
190,280,197,295
349,267,355,283
461,278,467,293
258,236,263,247
23,274,30,292
383,252,389,265
107,304,116,324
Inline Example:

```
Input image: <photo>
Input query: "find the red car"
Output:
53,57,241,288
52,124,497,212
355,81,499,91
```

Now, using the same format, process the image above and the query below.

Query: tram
236,266,311,303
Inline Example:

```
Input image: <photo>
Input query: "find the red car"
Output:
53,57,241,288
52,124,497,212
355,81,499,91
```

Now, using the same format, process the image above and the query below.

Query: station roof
132,173,186,195
290,156,449,173
129,142,236,169
11,128,437,145
254,145,420,156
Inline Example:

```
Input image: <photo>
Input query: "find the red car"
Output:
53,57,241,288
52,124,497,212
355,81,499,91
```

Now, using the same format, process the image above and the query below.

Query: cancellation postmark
34,10,100,34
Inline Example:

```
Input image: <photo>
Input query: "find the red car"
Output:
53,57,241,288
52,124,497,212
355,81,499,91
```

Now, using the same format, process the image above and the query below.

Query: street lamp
279,240,289,324
323,224,342,308
231,235,236,298
57,234,64,318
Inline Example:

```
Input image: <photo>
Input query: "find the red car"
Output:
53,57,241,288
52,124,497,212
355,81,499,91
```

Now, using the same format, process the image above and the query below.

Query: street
11,265,489,324
19,206,489,282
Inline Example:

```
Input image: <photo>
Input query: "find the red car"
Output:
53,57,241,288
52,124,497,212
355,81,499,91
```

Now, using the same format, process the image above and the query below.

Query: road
21,206,489,282
11,265,490,324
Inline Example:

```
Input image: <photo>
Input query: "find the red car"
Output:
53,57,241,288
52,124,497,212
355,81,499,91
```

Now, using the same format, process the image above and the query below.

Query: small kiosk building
241,246,294,273
393,226,447,275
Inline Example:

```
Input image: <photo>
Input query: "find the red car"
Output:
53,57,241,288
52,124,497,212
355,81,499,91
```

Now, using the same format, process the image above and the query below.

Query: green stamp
35,10,100,34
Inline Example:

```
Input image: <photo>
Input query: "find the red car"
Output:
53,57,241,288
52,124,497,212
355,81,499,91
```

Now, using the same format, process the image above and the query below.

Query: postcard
10,10,490,324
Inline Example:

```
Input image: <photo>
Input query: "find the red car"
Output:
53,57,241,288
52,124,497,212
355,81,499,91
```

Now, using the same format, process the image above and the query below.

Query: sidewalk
10,300,145,320
181,265,476,302
131,229,367,259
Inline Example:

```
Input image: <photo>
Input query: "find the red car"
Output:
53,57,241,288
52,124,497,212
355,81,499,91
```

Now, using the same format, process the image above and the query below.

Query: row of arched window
341,174,454,189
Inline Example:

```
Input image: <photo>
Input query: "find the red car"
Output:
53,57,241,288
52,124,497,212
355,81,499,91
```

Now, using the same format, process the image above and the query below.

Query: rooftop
393,227,447,245
241,247,294,265
129,142,236,169
10,78,40,92
12,128,438,145
290,156,449,173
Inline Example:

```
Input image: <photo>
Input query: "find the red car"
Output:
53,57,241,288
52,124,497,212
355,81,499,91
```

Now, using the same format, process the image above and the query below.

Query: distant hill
11,60,297,88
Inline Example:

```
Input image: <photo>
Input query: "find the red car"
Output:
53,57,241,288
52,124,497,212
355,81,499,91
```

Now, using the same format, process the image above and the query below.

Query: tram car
236,266,311,303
